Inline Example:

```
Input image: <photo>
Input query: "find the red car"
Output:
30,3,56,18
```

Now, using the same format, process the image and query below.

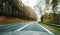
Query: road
0,22,28,32
0,22,55,35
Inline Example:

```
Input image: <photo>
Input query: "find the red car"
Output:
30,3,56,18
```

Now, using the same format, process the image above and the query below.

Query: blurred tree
51,0,60,25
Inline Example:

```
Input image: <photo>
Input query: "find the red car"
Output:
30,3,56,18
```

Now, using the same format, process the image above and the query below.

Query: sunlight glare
21,0,37,7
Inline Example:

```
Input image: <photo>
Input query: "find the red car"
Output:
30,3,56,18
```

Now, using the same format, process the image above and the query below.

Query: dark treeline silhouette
0,0,35,20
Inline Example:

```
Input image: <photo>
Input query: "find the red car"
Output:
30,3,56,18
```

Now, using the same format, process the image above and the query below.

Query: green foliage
43,18,52,23
51,26,60,31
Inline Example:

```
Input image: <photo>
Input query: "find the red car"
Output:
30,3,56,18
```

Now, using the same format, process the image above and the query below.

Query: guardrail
44,23,60,28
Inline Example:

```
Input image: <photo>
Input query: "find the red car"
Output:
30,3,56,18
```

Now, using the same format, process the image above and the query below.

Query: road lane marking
15,22,32,32
37,23,54,34
15,22,54,35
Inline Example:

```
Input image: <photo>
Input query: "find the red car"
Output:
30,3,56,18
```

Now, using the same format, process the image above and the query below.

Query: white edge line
15,22,32,32
15,22,54,34
37,23,54,34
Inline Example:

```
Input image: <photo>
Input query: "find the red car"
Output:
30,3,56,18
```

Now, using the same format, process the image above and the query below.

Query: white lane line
37,23,54,34
15,22,32,32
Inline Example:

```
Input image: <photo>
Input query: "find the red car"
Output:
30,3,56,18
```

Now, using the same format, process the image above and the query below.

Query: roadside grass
43,19,51,23
51,26,60,32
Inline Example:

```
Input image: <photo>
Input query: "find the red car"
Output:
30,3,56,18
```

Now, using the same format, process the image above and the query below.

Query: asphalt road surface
0,22,55,35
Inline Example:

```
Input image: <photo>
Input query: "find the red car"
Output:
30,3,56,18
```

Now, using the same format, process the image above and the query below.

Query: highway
0,22,55,35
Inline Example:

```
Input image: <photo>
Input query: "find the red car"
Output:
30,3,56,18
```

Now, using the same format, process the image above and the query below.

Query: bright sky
21,0,37,8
